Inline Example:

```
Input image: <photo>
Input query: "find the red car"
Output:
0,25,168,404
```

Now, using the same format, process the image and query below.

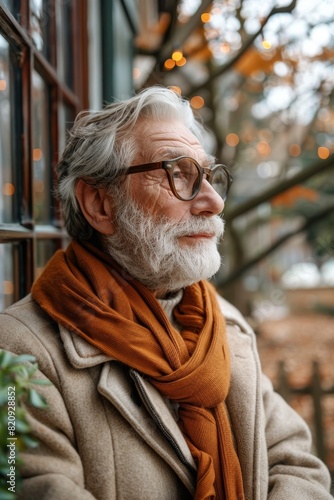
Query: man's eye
172,169,186,180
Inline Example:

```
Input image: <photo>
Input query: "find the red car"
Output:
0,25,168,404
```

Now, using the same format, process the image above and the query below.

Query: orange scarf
32,240,244,500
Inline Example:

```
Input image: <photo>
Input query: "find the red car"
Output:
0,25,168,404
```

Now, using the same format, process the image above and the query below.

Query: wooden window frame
0,1,88,306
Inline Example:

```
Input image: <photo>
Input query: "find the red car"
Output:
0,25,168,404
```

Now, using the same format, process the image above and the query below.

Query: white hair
57,86,207,240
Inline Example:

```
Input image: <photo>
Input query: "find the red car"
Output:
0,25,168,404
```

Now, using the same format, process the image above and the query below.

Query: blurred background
0,0,333,482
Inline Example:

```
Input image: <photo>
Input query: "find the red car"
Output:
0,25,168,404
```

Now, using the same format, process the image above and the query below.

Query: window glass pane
58,102,75,152
32,70,51,224
35,239,57,278
0,35,14,223
3,1,22,23
30,0,50,59
112,1,133,100
0,243,14,310
56,0,73,88
2,1,16,16
56,104,74,226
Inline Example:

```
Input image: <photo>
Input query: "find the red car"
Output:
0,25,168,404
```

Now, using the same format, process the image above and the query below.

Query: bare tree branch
159,0,213,62
142,0,213,87
225,153,334,222
186,0,298,97
218,201,334,287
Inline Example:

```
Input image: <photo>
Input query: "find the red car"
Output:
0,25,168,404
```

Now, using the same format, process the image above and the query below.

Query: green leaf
27,388,48,409
8,354,36,366
0,387,9,405
0,352,51,495
20,434,39,448
0,350,13,369
15,419,31,433
0,489,16,500
29,378,52,386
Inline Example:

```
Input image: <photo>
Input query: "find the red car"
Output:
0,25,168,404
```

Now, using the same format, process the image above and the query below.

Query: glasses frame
121,156,233,201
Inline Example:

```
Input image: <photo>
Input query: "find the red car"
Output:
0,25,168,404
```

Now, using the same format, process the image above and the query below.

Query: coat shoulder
215,293,254,335
0,294,64,384
1,294,56,331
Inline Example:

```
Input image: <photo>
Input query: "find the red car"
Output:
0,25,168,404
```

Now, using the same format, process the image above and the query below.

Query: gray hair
57,86,207,240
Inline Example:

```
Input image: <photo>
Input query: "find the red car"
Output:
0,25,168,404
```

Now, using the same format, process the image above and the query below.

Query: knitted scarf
31,240,244,500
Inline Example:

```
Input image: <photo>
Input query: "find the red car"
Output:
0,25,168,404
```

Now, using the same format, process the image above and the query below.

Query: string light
3,281,14,295
220,43,230,54
2,183,15,196
190,96,204,109
169,86,182,95
289,144,301,157
261,39,272,50
33,148,42,161
226,133,240,147
172,50,183,62
176,56,187,67
257,140,271,156
164,59,175,70
318,146,330,159
261,31,272,50
201,13,211,23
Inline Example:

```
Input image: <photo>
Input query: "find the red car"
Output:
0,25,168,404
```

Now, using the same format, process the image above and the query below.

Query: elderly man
0,86,331,499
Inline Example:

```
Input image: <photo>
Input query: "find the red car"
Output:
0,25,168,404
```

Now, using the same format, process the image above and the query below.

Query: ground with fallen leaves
255,312,334,479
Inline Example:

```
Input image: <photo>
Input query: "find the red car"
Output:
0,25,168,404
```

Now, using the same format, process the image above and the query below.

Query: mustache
160,215,225,239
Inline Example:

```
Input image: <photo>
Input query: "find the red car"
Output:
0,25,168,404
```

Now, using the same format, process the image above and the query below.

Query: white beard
103,195,225,296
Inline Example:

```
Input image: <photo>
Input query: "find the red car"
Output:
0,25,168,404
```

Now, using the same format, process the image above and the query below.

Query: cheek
130,180,163,212
129,176,191,221
147,193,191,223
134,185,189,222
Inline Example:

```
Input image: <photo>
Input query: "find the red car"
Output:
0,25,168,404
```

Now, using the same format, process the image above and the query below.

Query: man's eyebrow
162,148,179,158
162,150,217,166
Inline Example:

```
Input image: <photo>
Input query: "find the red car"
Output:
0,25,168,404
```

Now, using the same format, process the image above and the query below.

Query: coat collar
59,324,112,368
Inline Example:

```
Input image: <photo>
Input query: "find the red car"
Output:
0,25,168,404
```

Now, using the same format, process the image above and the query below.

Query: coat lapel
98,361,196,494
59,324,196,495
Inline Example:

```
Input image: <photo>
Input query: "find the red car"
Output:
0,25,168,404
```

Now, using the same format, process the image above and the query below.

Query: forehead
133,118,207,162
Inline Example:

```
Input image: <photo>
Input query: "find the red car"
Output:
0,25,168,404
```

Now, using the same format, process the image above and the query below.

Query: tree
134,0,334,307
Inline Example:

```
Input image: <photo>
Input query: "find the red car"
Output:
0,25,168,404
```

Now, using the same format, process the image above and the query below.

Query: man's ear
75,179,116,235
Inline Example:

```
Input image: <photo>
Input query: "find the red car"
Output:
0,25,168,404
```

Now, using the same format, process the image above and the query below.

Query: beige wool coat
0,293,332,500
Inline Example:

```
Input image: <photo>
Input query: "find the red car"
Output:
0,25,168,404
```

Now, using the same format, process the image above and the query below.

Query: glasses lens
211,167,230,201
171,158,200,200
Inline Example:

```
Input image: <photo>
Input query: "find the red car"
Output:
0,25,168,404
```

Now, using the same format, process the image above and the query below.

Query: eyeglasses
120,156,233,202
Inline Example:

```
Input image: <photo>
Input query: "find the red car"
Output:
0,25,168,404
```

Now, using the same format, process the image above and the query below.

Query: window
0,1,88,309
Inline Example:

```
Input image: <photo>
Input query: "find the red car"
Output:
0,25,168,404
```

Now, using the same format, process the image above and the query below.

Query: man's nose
190,179,225,216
